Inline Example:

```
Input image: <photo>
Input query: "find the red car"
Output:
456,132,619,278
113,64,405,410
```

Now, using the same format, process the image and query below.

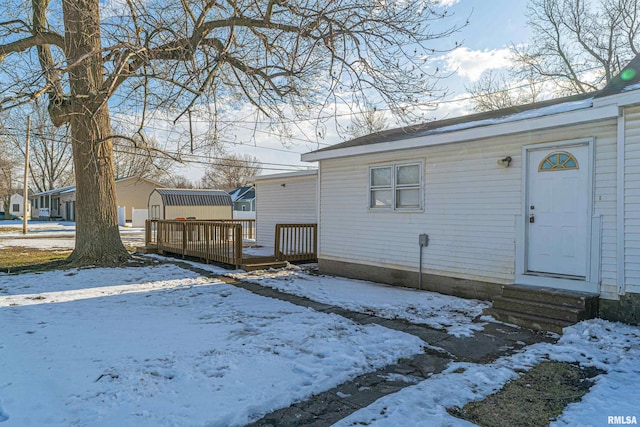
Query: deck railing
149,219,243,267
274,224,318,262
145,219,317,267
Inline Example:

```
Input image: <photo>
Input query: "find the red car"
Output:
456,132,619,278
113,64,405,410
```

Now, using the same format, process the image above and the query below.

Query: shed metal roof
154,189,232,206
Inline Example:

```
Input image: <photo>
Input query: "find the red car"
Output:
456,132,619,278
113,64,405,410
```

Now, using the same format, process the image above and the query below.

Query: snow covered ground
0,227,638,426
335,319,640,427
0,263,423,426
180,261,490,338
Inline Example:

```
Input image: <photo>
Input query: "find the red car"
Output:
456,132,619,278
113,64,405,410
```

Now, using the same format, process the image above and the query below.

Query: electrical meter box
419,234,429,247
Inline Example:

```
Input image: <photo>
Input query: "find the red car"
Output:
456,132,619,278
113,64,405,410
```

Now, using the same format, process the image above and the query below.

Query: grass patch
447,361,604,427
0,247,72,273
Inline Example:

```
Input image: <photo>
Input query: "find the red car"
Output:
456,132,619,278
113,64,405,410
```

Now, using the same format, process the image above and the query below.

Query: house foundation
318,259,503,301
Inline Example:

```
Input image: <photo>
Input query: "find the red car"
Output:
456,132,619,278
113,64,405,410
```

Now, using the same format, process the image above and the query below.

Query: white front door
526,144,589,277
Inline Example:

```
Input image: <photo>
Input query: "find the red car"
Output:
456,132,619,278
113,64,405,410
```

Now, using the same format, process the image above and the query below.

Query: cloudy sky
178,0,532,180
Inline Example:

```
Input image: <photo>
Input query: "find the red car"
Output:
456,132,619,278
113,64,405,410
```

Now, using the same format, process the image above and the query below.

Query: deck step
135,246,158,254
488,285,599,334
240,261,288,272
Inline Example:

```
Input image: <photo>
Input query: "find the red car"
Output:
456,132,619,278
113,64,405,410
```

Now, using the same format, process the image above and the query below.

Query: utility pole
22,116,30,235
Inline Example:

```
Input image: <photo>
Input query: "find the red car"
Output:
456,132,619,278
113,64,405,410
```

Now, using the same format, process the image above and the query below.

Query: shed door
526,145,589,277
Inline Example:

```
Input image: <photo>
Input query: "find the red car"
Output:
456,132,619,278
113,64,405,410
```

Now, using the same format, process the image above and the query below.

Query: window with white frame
369,161,423,211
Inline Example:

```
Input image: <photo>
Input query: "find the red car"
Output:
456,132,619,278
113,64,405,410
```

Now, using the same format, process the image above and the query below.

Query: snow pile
0,264,424,426
227,265,490,337
335,318,640,426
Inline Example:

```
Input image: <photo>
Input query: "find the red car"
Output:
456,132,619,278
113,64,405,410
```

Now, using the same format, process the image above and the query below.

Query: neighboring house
30,184,76,220
148,188,233,220
253,170,318,248
301,54,640,325
229,186,256,219
30,176,159,222
0,193,29,218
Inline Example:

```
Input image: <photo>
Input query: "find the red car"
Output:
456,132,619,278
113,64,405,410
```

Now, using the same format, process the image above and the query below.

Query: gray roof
154,189,232,206
310,93,594,154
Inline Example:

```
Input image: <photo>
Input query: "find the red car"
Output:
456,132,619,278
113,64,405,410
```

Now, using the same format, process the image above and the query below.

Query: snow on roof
154,188,232,206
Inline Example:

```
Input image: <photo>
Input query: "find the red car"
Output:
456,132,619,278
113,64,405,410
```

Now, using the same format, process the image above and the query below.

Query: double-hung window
369,161,423,211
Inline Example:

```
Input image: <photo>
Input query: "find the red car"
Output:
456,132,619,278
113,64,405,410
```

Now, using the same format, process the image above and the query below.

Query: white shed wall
164,205,232,220
255,173,317,247
318,119,618,290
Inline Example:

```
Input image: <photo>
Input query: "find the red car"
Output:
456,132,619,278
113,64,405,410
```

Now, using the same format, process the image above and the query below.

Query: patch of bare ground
0,247,72,272
447,360,604,427
0,247,150,273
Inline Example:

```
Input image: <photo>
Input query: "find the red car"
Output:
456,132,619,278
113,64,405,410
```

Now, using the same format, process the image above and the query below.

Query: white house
0,193,28,218
302,55,640,326
253,170,318,248
229,186,256,220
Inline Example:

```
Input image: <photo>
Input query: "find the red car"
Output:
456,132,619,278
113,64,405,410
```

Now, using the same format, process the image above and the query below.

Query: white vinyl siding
624,106,640,295
255,172,317,247
318,118,618,289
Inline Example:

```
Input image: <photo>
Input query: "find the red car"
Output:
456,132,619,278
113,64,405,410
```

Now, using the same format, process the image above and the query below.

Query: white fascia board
301,104,621,162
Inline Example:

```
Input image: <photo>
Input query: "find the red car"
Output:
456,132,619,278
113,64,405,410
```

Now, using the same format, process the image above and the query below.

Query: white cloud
441,47,513,82
437,0,461,6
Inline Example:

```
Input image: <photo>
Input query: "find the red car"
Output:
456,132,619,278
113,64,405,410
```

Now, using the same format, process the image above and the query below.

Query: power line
0,128,313,171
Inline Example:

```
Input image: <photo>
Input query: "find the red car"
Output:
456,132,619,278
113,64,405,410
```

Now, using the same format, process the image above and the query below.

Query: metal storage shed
148,189,233,220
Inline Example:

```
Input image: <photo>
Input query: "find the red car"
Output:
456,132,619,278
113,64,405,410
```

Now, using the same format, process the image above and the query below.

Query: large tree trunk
62,0,129,265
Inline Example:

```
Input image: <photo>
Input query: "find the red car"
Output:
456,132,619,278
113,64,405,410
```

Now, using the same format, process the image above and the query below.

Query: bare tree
201,154,261,191
5,105,74,192
344,105,388,139
0,138,20,219
112,135,177,184
513,0,639,95
467,0,639,112
467,70,544,112
164,174,197,189
0,0,465,265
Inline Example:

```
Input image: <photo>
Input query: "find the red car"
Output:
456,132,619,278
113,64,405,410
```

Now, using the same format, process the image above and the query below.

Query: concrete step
488,284,599,334
241,261,288,272
487,308,573,335
502,284,597,311
492,296,585,323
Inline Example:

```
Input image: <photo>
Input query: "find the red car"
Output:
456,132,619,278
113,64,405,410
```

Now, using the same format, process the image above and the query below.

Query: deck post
313,223,318,260
205,222,210,264
234,224,243,268
274,224,281,261
182,222,187,258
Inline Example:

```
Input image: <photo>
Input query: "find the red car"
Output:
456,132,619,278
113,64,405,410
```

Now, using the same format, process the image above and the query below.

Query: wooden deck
145,220,317,269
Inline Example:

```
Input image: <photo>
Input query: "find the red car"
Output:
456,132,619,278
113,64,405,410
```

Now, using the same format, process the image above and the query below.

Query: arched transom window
538,151,579,172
